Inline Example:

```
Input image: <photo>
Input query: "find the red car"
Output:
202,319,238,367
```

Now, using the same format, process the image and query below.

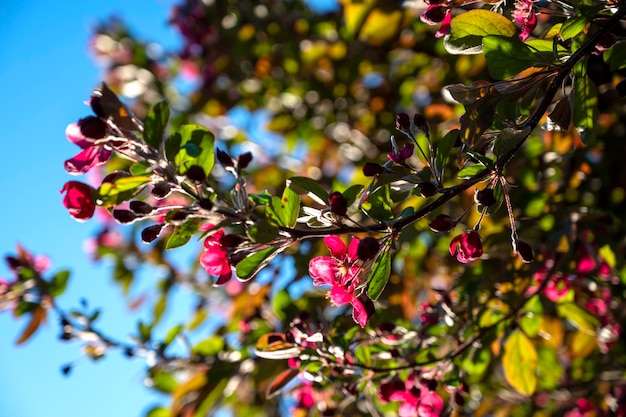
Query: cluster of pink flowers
308,236,374,327
379,374,444,417
512,0,537,41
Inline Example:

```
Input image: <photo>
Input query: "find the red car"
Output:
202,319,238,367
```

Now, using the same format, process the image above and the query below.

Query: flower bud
151,182,172,199
216,148,234,167
514,239,534,263
413,114,430,138
168,209,189,224
357,237,379,260
429,214,457,232
395,112,410,132
418,182,437,198
60,181,96,221
329,191,348,216
475,188,497,206
219,234,245,248
78,116,108,139
238,152,253,170
363,162,385,177
141,224,164,243
129,200,154,215
198,198,213,211
112,209,138,224
186,165,206,184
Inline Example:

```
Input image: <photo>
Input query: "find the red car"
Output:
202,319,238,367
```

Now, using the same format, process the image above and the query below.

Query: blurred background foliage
6,0,626,416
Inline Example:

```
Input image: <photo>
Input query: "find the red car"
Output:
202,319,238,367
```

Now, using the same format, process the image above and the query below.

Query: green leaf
460,93,501,146
267,187,300,227
604,41,626,71
164,324,184,347
466,151,495,169
462,347,491,378
434,129,457,181
536,346,564,391
559,15,588,40
193,335,225,356
287,176,329,204
166,218,202,250
236,247,281,281
445,10,516,55
342,184,364,206
493,127,531,159
129,162,151,176
450,10,516,38
48,270,70,297
143,100,170,149
367,249,391,301
152,372,178,394
458,164,486,179
483,35,540,79
145,406,171,417
165,124,215,175
556,302,599,334
361,184,393,221
571,61,598,145
97,175,151,207
502,329,538,396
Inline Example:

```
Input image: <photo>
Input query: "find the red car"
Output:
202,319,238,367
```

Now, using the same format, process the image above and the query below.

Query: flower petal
323,235,347,259
308,256,337,286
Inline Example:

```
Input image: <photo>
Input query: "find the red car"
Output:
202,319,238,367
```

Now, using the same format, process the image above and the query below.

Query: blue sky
0,1,341,416
0,1,179,416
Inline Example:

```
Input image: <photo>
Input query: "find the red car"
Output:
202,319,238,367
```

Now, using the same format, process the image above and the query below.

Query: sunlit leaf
445,10,516,55
267,187,300,227
559,15,588,40
557,302,599,334
97,175,151,207
367,248,391,301
571,61,598,145
48,269,70,297
193,335,225,356
483,35,541,79
287,176,329,205
236,246,284,281
502,329,538,396
165,218,202,250
165,124,215,175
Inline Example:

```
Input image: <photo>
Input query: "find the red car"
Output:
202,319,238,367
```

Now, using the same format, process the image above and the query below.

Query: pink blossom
64,117,112,175
512,0,537,41
60,181,96,221
200,229,232,285
449,230,483,263
388,142,414,163
418,390,444,417
308,236,373,327
420,5,452,38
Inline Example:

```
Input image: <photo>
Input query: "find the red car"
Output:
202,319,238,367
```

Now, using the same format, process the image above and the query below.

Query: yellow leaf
358,8,404,46
569,330,597,358
502,330,538,396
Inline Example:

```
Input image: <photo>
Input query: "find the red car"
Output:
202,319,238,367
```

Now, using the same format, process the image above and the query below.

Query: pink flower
512,0,537,41
200,229,232,285
388,142,414,163
449,230,483,263
420,4,452,38
64,117,112,175
308,236,374,327
60,181,96,221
